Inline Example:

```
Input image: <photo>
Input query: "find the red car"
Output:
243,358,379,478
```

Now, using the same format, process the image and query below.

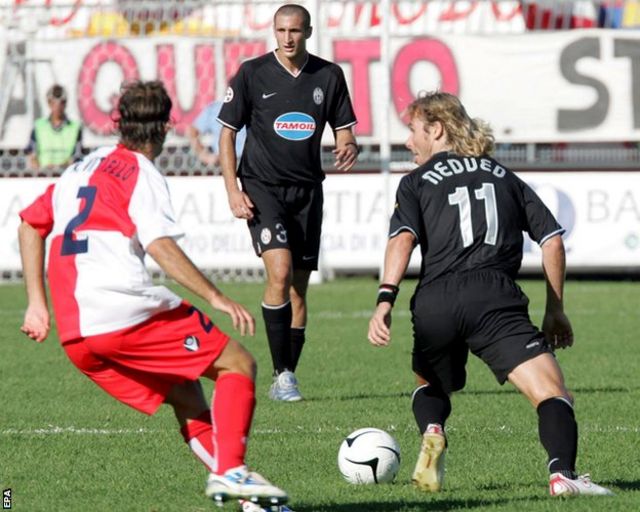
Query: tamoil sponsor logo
273,112,316,140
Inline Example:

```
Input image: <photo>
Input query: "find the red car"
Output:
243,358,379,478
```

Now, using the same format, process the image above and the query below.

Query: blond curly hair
407,91,495,157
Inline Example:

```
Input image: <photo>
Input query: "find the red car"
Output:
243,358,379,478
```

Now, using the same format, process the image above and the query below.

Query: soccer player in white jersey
18,80,288,508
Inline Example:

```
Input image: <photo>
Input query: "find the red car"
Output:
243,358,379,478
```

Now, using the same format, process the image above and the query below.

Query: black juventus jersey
218,51,356,185
389,152,564,286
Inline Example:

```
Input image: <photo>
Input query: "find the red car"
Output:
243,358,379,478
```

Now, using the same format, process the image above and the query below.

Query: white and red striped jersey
20,144,183,342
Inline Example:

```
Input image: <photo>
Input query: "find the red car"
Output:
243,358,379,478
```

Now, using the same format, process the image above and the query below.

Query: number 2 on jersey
448,183,498,248
61,186,97,256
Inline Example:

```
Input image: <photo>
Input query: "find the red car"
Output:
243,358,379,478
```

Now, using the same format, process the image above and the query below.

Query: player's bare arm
187,125,219,167
540,234,573,350
18,221,50,342
147,236,255,337
27,152,40,171
333,128,358,172
219,125,254,220
368,231,416,347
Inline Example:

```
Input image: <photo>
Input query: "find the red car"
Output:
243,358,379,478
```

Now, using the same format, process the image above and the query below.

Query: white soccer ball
338,428,401,484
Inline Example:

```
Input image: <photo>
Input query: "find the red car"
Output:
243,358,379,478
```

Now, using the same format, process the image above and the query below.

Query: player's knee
510,371,571,408
528,385,572,408
264,260,292,290
238,349,257,379
289,285,307,304
291,270,311,295
225,341,257,379
206,339,257,381
266,270,291,292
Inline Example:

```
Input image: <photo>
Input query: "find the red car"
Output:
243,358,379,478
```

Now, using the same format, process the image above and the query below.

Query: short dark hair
274,4,311,30
47,84,67,101
116,80,172,149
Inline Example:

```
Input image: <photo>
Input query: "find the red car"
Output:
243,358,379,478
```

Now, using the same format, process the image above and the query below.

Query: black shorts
241,178,323,270
411,269,550,394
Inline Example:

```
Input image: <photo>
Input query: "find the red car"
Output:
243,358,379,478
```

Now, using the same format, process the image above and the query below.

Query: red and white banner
1,1,605,38
0,26,637,148
3,172,640,274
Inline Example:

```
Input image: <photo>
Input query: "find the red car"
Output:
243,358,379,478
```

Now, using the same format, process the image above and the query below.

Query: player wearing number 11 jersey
18,80,288,507
367,92,613,497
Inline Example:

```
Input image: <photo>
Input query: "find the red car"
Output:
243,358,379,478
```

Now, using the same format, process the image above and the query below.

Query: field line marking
3,424,639,436
1,426,156,435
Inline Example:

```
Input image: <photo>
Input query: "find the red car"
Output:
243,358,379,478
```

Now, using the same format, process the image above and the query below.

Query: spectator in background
188,100,246,168
26,84,83,170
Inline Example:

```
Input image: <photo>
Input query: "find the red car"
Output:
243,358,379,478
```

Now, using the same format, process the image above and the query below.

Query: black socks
412,384,452,434
262,302,293,373
537,397,578,476
290,327,306,372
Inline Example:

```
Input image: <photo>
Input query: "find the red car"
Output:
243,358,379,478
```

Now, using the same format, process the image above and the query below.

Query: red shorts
62,302,230,415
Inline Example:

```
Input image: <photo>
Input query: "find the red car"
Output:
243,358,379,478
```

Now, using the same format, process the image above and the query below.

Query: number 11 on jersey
448,183,498,248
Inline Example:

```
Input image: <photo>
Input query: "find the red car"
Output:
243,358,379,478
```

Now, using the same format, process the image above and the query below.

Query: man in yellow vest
27,84,83,170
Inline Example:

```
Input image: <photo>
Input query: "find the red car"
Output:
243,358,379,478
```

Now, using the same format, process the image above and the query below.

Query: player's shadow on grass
476,480,540,492
608,479,640,491
572,385,637,394
295,496,530,511
311,384,636,402
307,391,411,402
459,385,634,396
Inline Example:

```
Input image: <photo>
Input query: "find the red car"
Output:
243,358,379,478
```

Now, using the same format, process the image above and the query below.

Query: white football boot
549,473,614,496
206,465,288,507
412,423,446,492
240,499,296,512
268,371,303,402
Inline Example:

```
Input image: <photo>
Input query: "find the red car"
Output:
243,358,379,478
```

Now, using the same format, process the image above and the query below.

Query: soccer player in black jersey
218,4,358,402
368,92,612,497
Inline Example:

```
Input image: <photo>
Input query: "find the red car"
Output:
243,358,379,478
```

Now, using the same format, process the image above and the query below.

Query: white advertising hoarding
2,172,639,275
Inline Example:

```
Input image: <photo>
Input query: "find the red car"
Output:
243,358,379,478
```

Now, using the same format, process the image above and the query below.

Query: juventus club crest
260,228,272,244
313,87,324,105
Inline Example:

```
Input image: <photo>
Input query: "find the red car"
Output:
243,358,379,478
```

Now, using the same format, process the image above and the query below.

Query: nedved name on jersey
422,157,506,185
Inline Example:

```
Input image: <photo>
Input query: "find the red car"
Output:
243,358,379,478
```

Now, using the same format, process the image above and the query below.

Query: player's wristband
376,283,399,306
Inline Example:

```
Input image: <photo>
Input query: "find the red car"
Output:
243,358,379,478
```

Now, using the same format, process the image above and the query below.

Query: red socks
180,410,216,471
212,373,256,474
180,373,256,474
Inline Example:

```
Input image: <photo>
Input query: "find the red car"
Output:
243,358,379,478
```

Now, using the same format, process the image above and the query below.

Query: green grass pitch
1,277,639,511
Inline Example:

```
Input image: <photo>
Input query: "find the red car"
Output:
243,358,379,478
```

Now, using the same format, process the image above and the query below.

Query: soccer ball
337,428,400,484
